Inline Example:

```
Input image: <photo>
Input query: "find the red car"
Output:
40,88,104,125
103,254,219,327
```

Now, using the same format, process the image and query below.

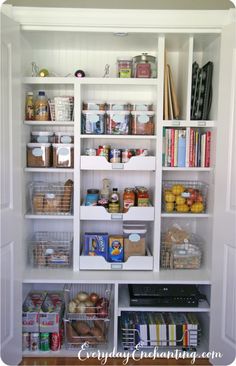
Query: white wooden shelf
80,134,156,140
161,213,211,218
80,250,153,271
80,77,158,85
118,285,210,314
81,156,156,171
23,77,75,84
25,214,73,219
162,167,212,171
24,120,74,126
162,120,216,128
24,168,74,173
80,205,154,221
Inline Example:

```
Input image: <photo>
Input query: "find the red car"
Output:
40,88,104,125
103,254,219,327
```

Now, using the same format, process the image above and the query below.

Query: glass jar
123,188,135,213
85,189,99,206
117,59,132,78
25,92,34,120
133,53,157,78
137,187,149,207
35,91,49,121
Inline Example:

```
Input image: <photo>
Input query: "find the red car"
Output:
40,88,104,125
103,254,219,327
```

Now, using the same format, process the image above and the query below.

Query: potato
90,326,105,342
73,320,91,336
93,319,106,334
66,323,81,343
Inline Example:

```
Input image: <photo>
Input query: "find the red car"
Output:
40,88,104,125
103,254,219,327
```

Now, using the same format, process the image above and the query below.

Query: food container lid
107,110,130,115
123,227,147,234
133,54,156,63
131,111,155,115
83,100,106,104
55,131,74,136
27,143,51,147
31,131,54,136
82,110,106,114
52,144,74,147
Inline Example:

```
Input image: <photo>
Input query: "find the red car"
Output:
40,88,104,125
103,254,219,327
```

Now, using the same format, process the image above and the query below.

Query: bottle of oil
25,92,34,120
108,188,120,213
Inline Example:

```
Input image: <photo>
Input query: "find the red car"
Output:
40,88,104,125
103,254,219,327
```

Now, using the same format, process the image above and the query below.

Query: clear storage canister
131,111,154,135
53,144,74,168
106,111,130,135
82,101,106,111
30,131,54,143
27,143,51,167
106,102,130,111
82,110,105,134
130,102,153,111
55,131,74,143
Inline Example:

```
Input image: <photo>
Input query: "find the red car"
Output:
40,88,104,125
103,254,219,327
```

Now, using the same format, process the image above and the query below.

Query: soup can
109,148,121,163
30,333,40,351
136,149,148,156
85,148,96,156
22,333,30,351
122,149,136,163
97,145,110,160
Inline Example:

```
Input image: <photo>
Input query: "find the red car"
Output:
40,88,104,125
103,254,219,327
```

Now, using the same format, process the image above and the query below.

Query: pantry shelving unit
1,5,235,365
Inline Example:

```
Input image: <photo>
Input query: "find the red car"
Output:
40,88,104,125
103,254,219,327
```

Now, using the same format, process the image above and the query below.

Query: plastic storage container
31,131,54,143
123,223,147,261
82,110,105,134
35,91,49,121
106,111,130,135
55,131,74,143
53,144,74,168
27,143,51,168
172,243,202,269
130,102,153,111
106,102,130,111
82,101,106,111
131,111,155,135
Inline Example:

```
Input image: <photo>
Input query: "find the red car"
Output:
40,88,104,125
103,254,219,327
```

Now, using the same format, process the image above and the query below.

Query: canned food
50,332,61,351
136,149,148,156
85,148,96,156
40,333,50,351
122,149,136,163
109,148,121,163
22,333,30,351
97,145,110,160
30,333,40,351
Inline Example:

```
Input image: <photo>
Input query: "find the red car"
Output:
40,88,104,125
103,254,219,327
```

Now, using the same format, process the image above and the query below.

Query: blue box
83,233,108,260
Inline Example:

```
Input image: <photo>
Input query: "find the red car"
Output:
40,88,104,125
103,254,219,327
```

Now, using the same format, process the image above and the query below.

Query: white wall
3,0,235,9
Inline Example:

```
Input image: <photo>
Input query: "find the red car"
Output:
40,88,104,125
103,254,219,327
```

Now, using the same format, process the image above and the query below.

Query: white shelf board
24,168,74,173
24,120,74,126
80,134,156,140
162,120,216,128
22,268,211,284
81,156,156,171
161,213,211,218
162,167,212,171
80,205,154,221
80,77,158,85
80,250,153,271
23,77,75,84
118,285,210,313
25,214,73,219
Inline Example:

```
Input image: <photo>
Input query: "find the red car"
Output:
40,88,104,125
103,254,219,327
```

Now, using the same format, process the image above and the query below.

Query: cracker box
108,235,124,262
83,233,108,260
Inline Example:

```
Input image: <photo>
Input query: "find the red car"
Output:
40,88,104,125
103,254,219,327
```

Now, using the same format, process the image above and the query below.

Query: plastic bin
131,111,155,135
106,111,130,135
82,110,105,134
53,144,74,168
27,143,51,168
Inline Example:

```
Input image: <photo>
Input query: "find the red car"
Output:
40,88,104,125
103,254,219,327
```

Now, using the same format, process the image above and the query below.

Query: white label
138,114,149,123
136,104,148,111
113,114,125,123
89,104,99,110
129,233,141,242
32,148,43,157
88,114,100,123
58,147,69,156
37,136,48,143
61,135,72,143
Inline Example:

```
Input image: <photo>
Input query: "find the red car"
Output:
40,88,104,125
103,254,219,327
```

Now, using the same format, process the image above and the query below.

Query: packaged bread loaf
61,179,73,212
32,193,44,213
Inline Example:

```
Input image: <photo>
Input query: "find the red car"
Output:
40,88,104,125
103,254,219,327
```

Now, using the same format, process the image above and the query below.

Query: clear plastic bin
106,111,130,135
82,110,105,134
82,101,106,111
55,131,74,144
106,102,130,111
131,111,155,135
31,131,54,143
27,143,51,168
53,144,74,168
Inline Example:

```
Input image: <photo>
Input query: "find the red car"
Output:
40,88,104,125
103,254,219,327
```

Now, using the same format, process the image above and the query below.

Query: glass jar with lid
133,53,157,78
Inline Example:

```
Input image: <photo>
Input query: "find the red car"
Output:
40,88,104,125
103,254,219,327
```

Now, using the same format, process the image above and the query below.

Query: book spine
201,133,206,167
174,129,178,167
185,128,190,168
177,130,186,167
194,130,199,167
170,128,175,167
162,127,166,166
205,130,211,167
189,128,194,167
167,129,172,167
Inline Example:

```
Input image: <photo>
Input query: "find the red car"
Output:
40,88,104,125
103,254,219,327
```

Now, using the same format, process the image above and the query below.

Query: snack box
22,291,47,332
83,233,108,260
39,292,65,333
108,235,124,262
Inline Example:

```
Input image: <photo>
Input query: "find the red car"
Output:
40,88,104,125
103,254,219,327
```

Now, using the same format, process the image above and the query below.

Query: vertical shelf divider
186,35,194,121
154,35,165,272
73,79,81,271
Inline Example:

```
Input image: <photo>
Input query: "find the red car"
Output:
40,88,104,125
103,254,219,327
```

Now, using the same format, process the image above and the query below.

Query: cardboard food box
83,233,109,260
123,224,147,261
108,235,124,262
22,291,46,332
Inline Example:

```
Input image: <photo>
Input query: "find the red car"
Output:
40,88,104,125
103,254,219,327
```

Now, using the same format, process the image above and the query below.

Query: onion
90,292,99,304
77,291,89,302
76,302,86,314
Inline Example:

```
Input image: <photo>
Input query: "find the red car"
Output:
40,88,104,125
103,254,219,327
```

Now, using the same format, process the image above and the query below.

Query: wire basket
160,233,203,269
49,96,74,121
29,231,73,268
64,318,109,348
162,180,208,214
64,284,112,321
29,180,73,215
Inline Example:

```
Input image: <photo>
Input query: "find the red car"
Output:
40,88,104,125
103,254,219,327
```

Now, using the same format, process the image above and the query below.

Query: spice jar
123,188,135,213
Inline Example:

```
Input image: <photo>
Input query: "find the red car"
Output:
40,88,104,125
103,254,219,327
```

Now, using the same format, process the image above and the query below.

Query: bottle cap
27,92,33,96
38,91,45,96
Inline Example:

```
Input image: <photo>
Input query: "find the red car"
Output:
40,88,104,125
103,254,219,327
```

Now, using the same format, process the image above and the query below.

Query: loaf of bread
61,179,73,212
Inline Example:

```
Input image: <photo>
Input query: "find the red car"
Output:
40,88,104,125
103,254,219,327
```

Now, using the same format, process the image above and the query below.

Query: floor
20,357,211,365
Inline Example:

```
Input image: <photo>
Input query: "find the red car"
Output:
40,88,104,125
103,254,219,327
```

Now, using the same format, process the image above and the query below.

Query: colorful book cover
167,128,172,167
170,312,188,346
201,133,206,167
186,313,199,347
185,127,190,167
174,129,179,167
177,129,186,167
148,313,157,346
162,128,166,166
189,128,194,167
205,130,211,167
194,129,199,167
170,128,175,167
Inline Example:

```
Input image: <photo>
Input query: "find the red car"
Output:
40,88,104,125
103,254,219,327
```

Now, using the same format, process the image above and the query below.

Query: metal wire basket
29,180,73,215
162,180,208,214
29,231,73,268
49,96,74,121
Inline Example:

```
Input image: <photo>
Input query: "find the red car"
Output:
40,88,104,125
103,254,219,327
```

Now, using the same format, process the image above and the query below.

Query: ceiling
3,0,235,9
